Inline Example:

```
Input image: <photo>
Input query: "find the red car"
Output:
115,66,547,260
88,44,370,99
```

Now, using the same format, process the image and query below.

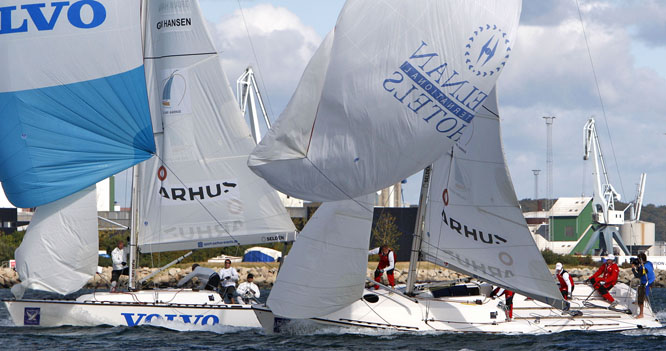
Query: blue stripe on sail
0,65,155,208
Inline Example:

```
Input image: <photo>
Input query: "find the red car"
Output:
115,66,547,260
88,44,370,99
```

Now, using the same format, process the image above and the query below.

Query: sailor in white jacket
110,241,129,292
218,259,239,303
236,273,260,304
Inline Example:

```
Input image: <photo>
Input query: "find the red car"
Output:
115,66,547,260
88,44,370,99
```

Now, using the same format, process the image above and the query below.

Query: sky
116,0,666,208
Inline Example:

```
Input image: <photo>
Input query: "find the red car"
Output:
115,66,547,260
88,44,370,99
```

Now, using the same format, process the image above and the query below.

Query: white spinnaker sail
267,195,374,319
249,0,521,202
137,0,295,253
422,88,567,310
12,187,98,298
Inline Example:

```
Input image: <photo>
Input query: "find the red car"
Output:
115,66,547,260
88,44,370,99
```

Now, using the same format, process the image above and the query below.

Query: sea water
1,288,665,351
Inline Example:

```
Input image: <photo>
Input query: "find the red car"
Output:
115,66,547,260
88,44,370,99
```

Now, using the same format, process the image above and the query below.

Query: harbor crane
580,117,631,255
236,66,272,143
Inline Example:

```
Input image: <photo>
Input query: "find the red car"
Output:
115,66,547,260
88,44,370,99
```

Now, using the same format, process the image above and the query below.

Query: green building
524,197,598,255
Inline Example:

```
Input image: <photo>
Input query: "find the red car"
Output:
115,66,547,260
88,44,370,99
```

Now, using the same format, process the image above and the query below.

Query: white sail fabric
12,187,98,299
249,0,522,202
267,195,374,319
421,88,567,310
137,0,295,253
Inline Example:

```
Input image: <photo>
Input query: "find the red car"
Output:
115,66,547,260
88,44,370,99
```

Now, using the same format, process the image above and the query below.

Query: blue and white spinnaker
0,0,155,208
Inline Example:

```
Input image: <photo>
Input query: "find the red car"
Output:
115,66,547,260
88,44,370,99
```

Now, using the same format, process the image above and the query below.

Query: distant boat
2,0,295,328
250,0,661,333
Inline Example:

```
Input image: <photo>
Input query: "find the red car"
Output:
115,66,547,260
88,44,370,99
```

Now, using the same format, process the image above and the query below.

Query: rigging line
574,0,625,198
152,153,242,247
481,104,499,119
236,0,276,119
360,294,399,328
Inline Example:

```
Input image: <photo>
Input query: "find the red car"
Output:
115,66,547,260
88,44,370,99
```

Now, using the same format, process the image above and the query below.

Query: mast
406,165,432,295
128,165,140,290
128,0,148,292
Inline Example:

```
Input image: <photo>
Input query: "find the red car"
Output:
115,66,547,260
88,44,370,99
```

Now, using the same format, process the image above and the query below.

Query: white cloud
498,2,666,206
209,4,321,118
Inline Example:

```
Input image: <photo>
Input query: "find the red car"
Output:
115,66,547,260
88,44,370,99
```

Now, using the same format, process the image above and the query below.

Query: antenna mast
542,116,555,241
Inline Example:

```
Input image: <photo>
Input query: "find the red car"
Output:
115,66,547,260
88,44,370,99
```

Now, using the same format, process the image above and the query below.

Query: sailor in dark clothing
632,253,655,318
490,287,515,321
177,264,220,291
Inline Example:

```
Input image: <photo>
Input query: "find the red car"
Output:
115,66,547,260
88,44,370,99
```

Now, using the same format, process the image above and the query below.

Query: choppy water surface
2,288,665,350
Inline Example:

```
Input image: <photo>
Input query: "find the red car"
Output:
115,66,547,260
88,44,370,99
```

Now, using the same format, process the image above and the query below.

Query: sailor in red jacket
587,254,619,307
369,245,395,289
490,287,515,320
555,262,575,300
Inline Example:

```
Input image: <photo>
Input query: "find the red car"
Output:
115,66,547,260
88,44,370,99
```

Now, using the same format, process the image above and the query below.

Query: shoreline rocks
2,265,664,290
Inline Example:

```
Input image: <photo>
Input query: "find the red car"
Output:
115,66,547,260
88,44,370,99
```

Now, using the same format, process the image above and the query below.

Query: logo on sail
262,235,286,243
156,167,240,206
382,41,492,142
158,180,240,205
161,69,191,116
156,17,192,30
0,0,107,35
465,24,511,78
441,209,507,245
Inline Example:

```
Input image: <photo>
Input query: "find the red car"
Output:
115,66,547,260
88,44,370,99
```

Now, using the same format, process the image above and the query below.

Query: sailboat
249,0,661,333
2,0,295,328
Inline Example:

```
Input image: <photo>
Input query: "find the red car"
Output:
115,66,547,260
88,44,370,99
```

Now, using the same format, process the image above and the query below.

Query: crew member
110,241,129,293
177,264,221,291
632,253,655,318
555,262,575,300
219,259,239,303
369,245,395,289
490,287,515,320
236,273,260,304
587,254,619,308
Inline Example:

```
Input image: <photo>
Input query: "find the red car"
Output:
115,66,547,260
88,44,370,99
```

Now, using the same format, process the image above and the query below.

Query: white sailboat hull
3,289,260,328
254,283,661,333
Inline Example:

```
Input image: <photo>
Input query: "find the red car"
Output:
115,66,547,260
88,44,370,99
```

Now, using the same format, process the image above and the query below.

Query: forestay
421,88,567,310
267,195,374,319
12,187,98,299
0,0,155,208
137,0,295,253
249,0,521,202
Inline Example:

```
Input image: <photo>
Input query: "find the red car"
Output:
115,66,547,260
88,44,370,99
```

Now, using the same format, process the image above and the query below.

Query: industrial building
525,197,655,256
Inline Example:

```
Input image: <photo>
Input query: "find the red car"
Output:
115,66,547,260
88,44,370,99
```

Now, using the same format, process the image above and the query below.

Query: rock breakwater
1,264,664,290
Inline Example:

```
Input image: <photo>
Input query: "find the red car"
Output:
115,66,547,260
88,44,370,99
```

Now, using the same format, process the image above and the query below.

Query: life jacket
557,269,575,293
377,249,393,271
591,262,619,286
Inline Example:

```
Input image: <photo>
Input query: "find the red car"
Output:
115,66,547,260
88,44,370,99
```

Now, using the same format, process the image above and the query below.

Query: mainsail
0,0,155,208
137,0,296,252
249,0,521,202
266,195,375,319
422,88,567,310
12,187,98,299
